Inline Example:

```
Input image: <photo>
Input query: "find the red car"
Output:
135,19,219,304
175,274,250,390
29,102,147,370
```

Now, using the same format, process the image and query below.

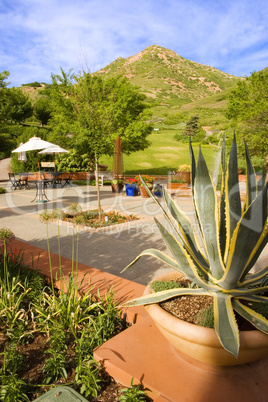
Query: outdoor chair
53,172,62,187
43,172,56,188
19,172,30,189
62,172,73,187
8,173,22,190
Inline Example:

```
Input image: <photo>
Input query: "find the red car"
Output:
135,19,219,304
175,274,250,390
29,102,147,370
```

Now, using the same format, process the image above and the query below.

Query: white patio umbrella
38,145,69,155
39,145,69,170
12,136,58,169
12,136,56,153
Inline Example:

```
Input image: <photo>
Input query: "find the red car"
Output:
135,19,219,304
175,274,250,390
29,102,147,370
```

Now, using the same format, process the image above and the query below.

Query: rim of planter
144,271,268,366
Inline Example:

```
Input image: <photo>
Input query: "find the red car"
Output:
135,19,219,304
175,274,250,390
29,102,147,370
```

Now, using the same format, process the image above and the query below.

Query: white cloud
0,0,267,86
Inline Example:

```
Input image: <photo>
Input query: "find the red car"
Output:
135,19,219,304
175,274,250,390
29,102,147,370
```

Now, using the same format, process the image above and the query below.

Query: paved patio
0,168,267,285
0,178,196,285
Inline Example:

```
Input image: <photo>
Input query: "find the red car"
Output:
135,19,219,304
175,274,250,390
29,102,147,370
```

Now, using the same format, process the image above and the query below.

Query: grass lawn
100,132,220,175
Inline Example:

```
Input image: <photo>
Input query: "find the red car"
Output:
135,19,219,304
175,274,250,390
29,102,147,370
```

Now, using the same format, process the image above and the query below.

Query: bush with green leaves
56,150,92,172
75,359,102,399
119,377,150,401
0,224,125,400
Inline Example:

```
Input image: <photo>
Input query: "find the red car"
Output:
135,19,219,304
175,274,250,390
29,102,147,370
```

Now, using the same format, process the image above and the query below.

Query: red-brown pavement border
11,239,146,323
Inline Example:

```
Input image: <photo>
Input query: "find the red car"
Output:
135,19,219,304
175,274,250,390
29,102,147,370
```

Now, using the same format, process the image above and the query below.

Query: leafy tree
0,131,15,159
34,97,52,126
0,87,33,124
8,88,33,123
0,70,10,88
48,69,75,148
226,71,268,157
73,74,153,217
49,71,153,217
49,71,152,160
72,74,152,156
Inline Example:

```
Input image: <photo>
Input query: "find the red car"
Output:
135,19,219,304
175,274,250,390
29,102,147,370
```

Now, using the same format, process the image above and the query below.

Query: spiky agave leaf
194,148,225,279
244,141,257,209
121,248,183,273
241,265,268,287
122,287,210,307
232,299,268,334
162,187,209,276
138,176,208,276
213,293,240,357
153,217,219,290
219,136,227,260
225,135,241,260
219,183,268,289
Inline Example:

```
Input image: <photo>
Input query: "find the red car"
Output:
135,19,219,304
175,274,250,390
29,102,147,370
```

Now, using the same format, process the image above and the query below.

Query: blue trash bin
125,184,136,196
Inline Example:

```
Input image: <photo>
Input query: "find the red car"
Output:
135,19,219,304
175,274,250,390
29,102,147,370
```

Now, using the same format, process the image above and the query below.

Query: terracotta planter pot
139,185,153,198
167,183,188,190
111,183,124,193
176,171,190,184
144,271,268,366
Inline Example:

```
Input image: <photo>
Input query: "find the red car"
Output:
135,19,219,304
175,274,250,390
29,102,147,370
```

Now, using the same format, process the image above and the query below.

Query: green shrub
56,150,92,172
22,82,42,87
194,305,214,328
151,280,182,293
119,377,150,401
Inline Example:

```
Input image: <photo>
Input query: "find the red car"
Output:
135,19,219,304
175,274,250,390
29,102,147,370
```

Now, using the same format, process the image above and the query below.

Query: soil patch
158,277,257,331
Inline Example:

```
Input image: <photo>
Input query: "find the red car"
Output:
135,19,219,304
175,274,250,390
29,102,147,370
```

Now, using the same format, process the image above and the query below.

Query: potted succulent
176,164,191,184
111,179,124,193
122,136,268,366
125,178,138,196
135,175,155,198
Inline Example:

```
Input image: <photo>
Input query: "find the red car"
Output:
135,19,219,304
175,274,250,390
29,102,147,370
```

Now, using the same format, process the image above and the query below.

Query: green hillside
20,45,244,144
97,45,241,106
96,45,242,131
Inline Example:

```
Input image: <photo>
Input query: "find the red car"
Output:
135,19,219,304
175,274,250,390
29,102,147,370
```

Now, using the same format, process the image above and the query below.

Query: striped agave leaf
122,136,268,357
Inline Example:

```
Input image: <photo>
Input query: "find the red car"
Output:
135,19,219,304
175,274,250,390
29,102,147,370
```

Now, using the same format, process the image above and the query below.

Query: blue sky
1,0,268,87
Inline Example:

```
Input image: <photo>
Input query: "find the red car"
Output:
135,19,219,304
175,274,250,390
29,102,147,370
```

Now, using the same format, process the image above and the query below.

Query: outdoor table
19,173,30,189
20,175,29,189
31,179,50,203
61,172,73,187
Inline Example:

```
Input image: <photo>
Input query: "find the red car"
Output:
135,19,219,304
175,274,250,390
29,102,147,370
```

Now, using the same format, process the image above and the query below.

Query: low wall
26,172,95,181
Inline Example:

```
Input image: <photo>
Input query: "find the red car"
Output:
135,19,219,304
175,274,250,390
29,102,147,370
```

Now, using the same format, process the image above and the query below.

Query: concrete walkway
1,179,193,285
0,157,11,182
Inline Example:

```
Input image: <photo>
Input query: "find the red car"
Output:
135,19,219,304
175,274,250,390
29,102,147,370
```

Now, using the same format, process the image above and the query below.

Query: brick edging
10,239,146,324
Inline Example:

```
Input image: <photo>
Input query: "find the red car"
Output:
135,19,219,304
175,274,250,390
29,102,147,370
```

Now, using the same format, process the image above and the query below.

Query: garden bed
0,229,150,401
61,208,139,229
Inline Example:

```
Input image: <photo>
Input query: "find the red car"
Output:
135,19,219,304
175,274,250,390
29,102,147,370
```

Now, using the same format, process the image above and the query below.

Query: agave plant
122,136,268,357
